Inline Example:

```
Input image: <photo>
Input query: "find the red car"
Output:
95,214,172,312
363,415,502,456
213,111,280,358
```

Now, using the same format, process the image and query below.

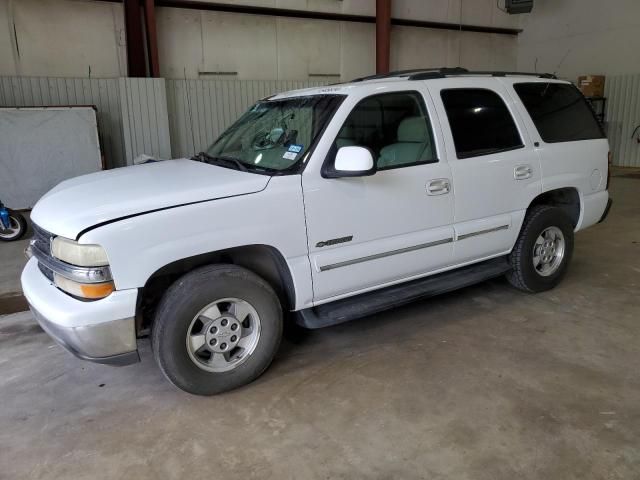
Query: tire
0,210,27,242
152,264,283,395
506,205,574,293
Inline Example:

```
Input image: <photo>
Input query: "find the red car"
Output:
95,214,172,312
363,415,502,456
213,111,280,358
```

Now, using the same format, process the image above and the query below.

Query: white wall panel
517,0,640,80
340,21,375,81
155,2,517,81
0,107,103,209
605,75,640,168
0,1,519,81
156,8,204,80
202,11,278,79
391,27,451,71
459,31,517,71
0,76,125,168
276,17,341,80
4,0,125,78
0,1,17,76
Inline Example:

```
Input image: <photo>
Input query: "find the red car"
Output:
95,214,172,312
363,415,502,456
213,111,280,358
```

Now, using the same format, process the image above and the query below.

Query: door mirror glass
332,146,375,177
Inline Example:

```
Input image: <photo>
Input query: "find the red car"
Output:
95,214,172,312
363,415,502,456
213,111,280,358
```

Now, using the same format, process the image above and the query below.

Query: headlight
50,236,113,299
51,237,109,267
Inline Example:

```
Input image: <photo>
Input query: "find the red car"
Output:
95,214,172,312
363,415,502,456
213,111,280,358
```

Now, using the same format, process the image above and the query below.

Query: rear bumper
598,198,613,223
21,257,139,366
578,190,609,230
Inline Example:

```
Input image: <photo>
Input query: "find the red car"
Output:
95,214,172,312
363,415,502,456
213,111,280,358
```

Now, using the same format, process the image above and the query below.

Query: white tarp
0,107,102,209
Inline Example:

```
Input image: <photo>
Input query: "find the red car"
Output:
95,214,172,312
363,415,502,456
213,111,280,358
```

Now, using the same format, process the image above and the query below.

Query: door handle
514,165,533,180
427,178,451,195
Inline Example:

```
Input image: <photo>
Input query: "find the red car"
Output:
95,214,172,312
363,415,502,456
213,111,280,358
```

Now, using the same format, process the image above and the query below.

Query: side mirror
330,146,376,177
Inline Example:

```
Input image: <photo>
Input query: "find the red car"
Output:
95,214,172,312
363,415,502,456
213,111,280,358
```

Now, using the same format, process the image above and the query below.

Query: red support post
376,0,391,74
143,0,160,77
123,0,147,77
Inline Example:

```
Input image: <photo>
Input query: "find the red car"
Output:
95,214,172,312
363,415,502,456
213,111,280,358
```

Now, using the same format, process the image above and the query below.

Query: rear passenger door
428,78,542,264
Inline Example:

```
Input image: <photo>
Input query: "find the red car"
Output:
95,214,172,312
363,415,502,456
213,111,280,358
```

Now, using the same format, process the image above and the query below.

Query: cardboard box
578,75,605,98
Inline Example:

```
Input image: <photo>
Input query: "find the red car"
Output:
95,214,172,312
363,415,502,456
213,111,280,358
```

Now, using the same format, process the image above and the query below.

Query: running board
296,257,511,329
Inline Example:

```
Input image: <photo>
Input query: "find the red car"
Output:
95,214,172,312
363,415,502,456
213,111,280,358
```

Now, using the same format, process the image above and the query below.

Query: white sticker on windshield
282,151,297,160
288,144,303,153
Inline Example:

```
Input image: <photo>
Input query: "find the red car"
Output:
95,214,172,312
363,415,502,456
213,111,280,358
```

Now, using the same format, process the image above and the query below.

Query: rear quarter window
513,83,605,143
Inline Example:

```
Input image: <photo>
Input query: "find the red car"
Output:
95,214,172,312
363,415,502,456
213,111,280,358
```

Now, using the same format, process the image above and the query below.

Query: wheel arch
527,187,581,228
137,244,296,332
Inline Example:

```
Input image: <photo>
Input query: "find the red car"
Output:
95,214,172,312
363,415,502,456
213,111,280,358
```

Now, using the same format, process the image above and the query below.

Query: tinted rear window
440,88,523,159
513,83,605,143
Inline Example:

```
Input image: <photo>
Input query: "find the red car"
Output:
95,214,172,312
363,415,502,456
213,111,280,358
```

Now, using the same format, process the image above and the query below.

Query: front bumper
21,258,140,366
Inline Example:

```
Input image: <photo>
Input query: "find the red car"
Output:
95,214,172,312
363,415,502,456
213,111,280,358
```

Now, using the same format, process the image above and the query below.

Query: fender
79,176,315,310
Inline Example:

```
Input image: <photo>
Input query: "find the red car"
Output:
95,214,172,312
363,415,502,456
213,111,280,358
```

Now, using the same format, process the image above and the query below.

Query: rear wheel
152,264,282,395
0,210,27,242
507,205,574,293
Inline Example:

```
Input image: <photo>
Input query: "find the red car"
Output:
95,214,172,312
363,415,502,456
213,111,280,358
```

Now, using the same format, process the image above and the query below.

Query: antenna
553,49,571,78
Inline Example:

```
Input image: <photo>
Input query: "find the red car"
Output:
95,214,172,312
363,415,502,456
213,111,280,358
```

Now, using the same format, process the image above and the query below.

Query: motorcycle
0,200,28,242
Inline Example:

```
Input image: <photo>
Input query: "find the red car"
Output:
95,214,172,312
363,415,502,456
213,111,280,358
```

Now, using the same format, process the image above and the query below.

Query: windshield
205,94,344,173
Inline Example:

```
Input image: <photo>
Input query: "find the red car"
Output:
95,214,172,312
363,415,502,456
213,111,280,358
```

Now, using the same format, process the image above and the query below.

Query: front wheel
152,264,283,395
506,205,574,293
0,210,27,242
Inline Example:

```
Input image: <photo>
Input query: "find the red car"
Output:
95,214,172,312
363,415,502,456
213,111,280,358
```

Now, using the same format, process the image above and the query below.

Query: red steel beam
143,0,160,77
376,0,391,74
123,0,146,77
92,1,522,35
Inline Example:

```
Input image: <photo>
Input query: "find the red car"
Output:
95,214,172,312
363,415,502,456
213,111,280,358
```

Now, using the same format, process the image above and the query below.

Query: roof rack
351,67,557,82
350,67,458,82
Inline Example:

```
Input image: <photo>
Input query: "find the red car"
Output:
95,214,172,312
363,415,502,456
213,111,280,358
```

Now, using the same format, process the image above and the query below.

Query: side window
513,82,605,143
440,88,523,159
334,91,437,169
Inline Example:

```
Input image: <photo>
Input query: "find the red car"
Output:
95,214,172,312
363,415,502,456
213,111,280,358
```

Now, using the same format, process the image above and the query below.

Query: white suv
22,68,612,395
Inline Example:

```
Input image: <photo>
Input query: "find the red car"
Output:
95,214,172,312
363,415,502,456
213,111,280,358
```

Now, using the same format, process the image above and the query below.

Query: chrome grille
31,223,56,281
32,223,54,254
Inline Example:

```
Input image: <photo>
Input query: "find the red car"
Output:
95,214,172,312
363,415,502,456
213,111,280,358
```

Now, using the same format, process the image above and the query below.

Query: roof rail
351,67,556,82
351,67,467,82
408,70,557,80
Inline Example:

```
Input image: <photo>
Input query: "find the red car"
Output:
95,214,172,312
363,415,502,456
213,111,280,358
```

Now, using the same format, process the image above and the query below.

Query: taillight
606,151,612,189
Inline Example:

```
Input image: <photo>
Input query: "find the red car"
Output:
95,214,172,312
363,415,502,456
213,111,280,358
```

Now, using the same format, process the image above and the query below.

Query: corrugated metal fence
6,75,635,168
0,76,325,167
119,78,172,162
605,74,640,167
165,79,325,158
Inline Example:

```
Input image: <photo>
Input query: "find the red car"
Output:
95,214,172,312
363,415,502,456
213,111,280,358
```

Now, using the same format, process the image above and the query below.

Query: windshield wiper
193,152,248,172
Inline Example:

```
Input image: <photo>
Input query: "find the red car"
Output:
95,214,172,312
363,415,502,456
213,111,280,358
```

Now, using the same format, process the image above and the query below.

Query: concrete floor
0,176,639,480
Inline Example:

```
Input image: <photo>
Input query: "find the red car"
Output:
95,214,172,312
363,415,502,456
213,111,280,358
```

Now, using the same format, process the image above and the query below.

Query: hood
31,159,270,239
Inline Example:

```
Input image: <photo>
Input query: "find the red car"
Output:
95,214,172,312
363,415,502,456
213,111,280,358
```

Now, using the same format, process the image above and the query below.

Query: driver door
302,87,455,303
